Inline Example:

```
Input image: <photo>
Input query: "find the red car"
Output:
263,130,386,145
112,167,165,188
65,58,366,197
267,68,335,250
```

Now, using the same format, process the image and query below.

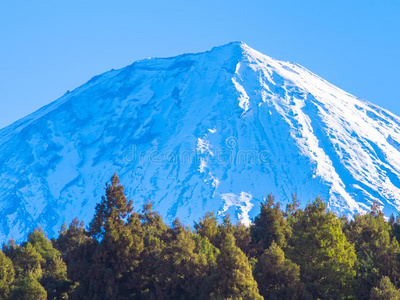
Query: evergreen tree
251,194,291,256
88,173,144,299
289,197,357,299
54,218,97,298
194,212,218,246
28,228,71,299
54,218,95,280
391,213,400,244
11,242,44,279
210,233,263,300
28,228,60,263
14,175,400,299
0,250,14,299
285,194,300,220
152,220,212,299
136,201,169,299
254,241,301,300
53,218,88,258
370,276,400,300
344,200,400,299
192,233,219,271
140,201,168,236
9,272,47,300
233,222,252,257
214,214,235,249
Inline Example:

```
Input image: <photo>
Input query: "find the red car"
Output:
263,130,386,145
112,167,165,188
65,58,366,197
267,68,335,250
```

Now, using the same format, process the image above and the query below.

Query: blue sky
0,0,399,129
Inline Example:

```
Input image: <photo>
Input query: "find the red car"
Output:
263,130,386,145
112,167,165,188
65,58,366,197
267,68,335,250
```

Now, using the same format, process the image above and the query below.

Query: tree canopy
1,175,400,299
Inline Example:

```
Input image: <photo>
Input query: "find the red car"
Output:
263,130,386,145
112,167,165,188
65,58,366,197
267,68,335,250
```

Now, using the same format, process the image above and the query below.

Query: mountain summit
1,42,400,241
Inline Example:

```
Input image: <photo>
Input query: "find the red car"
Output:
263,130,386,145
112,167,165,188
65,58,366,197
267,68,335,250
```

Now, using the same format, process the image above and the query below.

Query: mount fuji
1,42,400,242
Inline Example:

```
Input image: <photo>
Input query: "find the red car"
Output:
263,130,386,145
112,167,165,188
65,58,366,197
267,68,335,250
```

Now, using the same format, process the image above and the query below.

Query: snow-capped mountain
1,42,400,242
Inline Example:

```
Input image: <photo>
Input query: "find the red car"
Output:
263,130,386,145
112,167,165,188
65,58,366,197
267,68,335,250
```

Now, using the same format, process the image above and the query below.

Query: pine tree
254,241,301,300
233,222,252,256
53,218,88,259
136,201,168,299
370,276,400,300
88,173,144,299
192,233,219,270
251,194,291,256
289,197,357,299
285,194,300,219
11,242,44,279
210,233,263,300
9,272,47,300
194,212,218,246
152,220,212,299
28,228,60,262
391,213,400,245
214,214,236,249
0,250,14,299
344,200,400,299
27,228,70,299
54,218,97,298
54,218,95,281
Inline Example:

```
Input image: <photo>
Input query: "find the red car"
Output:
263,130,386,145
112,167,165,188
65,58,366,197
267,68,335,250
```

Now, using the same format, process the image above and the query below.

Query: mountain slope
1,42,400,241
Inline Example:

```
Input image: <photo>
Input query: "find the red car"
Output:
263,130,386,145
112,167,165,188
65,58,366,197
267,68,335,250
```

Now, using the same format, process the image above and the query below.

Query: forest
1,173,400,300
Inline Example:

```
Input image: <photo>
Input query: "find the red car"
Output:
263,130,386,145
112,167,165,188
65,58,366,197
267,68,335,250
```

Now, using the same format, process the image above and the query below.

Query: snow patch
220,192,254,226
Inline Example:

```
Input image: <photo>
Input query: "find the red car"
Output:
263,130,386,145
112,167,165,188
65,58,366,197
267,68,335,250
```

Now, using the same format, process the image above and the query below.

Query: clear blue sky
1,0,399,130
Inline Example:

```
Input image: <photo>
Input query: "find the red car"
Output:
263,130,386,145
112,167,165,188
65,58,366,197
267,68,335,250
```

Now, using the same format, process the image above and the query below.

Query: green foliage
28,228,60,263
5,177,400,300
53,218,97,298
9,272,47,300
194,212,218,246
136,201,168,299
11,242,44,278
391,213,400,248
254,241,301,299
27,228,71,299
54,218,89,258
210,233,263,300
370,276,400,300
151,221,212,299
344,200,400,299
87,173,144,299
89,173,136,240
192,234,219,268
233,222,252,256
139,200,168,253
251,194,291,255
289,197,357,299
285,194,300,220
0,250,14,299
4,229,71,299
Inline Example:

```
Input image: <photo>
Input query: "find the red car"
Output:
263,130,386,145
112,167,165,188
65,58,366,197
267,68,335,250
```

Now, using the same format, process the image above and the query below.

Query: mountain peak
207,41,258,60
1,43,400,242
215,41,248,49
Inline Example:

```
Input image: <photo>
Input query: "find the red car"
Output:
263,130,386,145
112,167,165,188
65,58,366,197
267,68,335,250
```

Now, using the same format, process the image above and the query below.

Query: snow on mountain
1,41,400,242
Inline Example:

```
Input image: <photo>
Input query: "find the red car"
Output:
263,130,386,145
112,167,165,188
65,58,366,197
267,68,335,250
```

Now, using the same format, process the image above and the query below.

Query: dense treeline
1,174,400,299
